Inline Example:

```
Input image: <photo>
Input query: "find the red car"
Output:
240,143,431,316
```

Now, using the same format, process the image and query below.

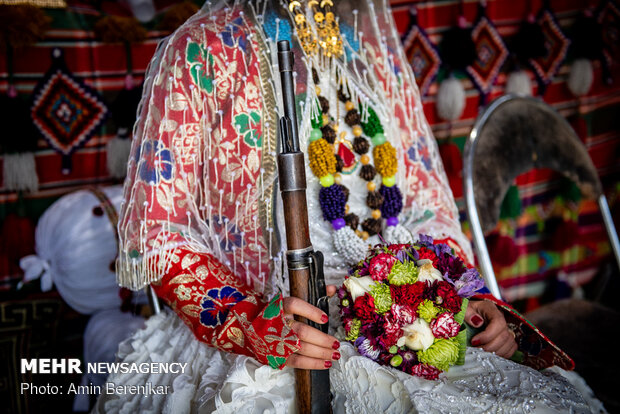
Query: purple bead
319,184,347,221
331,217,346,230
386,216,399,227
379,184,403,218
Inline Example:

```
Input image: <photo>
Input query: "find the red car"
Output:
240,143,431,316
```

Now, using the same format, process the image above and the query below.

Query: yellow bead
315,86,321,95
320,174,335,187
334,173,342,184
355,229,362,237
352,125,363,137
345,101,355,111
360,154,370,165
333,124,339,132
371,209,381,219
382,175,396,187
361,231,369,240
367,181,376,191
322,113,330,126
345,204,350,214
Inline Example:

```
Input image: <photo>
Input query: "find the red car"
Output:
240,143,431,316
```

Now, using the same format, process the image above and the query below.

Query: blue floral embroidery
136,140,174,184
221,17,247,52
200,286,246,327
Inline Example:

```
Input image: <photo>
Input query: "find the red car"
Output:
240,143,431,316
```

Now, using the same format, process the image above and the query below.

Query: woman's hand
465,300,518,359
283,285,340,370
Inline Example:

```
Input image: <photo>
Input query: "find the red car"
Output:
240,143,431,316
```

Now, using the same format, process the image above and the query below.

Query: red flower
379,317,403,349
417,247,439,266
353,293,377,322
390,281,426,308
369,253,397,282
411,363,441,380
431,312,460,339
435,281,463,313
390,303,416,325
388,244,408,253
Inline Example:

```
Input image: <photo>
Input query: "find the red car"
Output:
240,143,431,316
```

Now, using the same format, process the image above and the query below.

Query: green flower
388,260,418,286
234,111,262,147
187,41,214,93
262,294,282,319
418,299,440,322
369,283,392,314
345,318,361,341
417,338,460,371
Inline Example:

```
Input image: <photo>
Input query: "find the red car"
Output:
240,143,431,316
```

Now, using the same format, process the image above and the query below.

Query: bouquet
338,235,486,380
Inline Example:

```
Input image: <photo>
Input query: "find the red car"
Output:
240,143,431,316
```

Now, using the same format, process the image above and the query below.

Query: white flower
416,259,444,283
397,318,435,351
343,276,376,301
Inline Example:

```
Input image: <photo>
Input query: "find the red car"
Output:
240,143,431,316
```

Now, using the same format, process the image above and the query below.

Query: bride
96,0,604,412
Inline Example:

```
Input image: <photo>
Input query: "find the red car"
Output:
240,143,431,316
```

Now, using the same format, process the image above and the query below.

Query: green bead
320,174,335,187
390,355,403,367
341,299,350,307
371,133,386,146
310,128,323,141
382,175,396,187
389,345,399,354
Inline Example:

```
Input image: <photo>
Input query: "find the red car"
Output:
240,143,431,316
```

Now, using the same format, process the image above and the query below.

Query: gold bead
322,113,329,126
333,124,339,132
371,209,381,219
295,14,306,25
361,231,369,240
352,125,363,137
334,173,342,184
360,154,370,165
355,229,362,237
367,181,376,191
345,101,355,111
344,204,350,214
314,11,325,23
315,86,321,95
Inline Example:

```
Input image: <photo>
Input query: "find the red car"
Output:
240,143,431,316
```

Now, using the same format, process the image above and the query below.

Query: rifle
276,40,332,413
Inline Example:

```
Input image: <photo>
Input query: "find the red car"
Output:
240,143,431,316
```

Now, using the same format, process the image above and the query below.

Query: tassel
3,152,38,192
436,76,466,122
106,132,132,179
486,232,519,268
499,185,522,219
567,58,594,97
505,69,533,96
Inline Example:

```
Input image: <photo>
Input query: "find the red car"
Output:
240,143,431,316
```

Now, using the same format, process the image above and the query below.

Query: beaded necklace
307,72,404,264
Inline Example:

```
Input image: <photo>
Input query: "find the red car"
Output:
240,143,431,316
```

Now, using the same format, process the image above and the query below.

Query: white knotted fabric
96,0,604,412
20,186,123,314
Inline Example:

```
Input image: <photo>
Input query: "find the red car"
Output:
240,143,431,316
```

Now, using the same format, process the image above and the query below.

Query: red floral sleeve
151,246,300,369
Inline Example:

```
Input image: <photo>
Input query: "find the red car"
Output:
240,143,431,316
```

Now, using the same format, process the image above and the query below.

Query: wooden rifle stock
277,40,331,414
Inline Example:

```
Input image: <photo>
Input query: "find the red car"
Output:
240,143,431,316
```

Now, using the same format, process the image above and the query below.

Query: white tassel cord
107,135,133,179
568,58,594,98
505,70,533,96
2,152,38,192
436,76,465,122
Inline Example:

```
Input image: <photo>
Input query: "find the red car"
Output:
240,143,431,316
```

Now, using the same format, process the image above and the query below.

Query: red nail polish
332,352,341,360
471,339,481,346
332,341,340,350
471,315,484,327
321,314,329,323
324,360,332,368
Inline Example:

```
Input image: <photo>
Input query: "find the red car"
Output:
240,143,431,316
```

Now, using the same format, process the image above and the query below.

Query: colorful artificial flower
339,235,485,379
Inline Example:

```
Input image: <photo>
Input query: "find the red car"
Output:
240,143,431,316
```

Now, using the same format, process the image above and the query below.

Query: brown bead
318,96,330,114
360,164,376,181
321,125,337,144
367,190,384,209
362,218,382,236
312,68,320,85
339,184,350,201
344,109,361,126
344,213,359,230
352,137,370,154
334,154,344,172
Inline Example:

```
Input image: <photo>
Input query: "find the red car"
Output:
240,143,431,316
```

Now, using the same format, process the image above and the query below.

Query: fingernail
324,360,332,368
321,314,329,323
471,339,481,346
471,315,483,327
332,351,341,360
332,341,340,350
